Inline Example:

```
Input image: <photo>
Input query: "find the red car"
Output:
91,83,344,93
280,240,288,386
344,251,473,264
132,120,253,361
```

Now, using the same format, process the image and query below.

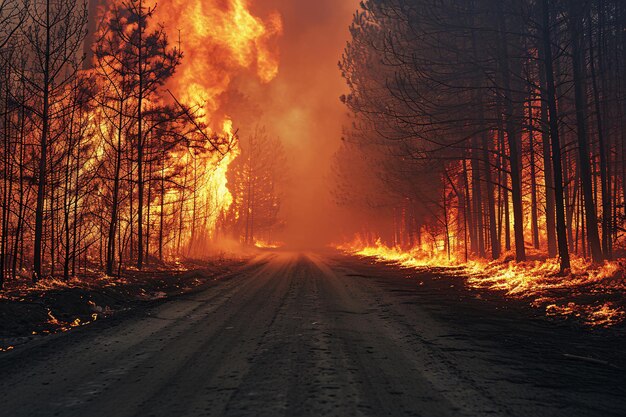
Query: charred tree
567,0,603,263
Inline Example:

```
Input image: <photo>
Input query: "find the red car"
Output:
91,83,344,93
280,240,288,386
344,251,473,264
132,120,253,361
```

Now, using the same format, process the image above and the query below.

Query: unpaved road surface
1,252,624,416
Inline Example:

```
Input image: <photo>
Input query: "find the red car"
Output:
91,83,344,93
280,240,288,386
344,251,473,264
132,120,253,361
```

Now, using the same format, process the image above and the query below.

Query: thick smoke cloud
221,0,360,248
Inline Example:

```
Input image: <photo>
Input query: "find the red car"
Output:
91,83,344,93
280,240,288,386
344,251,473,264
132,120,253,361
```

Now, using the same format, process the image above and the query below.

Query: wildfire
339,236,626,327
339,238,460,268
154,0,282,114
151,0,282,246
254,239,282,249
204,119,241,237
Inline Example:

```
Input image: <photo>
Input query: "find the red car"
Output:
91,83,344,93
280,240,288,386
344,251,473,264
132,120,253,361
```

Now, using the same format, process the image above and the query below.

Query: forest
1,1,625,415
335,0,626,326
0,0,286,289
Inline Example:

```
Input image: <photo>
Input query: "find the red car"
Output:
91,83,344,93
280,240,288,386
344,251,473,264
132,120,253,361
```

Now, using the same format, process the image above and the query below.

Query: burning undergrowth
338,238,626,328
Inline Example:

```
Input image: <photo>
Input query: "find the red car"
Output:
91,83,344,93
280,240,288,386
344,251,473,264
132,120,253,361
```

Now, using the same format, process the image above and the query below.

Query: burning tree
0,0,283,287
93,0,183,273
23,0,88,281
226,126,287,246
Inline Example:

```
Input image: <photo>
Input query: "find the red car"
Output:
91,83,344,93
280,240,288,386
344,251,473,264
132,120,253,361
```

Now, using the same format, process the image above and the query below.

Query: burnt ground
338,256,626,366
0,251,624,417
334,255,626,412
0,257,248,349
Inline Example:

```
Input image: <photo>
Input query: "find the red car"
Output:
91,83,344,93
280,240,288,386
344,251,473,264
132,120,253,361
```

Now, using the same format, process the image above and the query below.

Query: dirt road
0,252,623,416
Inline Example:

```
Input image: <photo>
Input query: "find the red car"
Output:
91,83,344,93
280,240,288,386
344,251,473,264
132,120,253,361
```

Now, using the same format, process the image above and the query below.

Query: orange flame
338,236,626,327
254,239,282,249
153,0,282,117
151,0,282,247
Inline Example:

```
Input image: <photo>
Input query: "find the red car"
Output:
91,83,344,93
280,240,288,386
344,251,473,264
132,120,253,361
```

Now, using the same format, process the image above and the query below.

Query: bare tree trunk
497,2,525,261
177,159,188,253
106,99,124,276
538,44,557,257
1,76,11,286
145,135,153,262
528,96,540,250
158,151,165,260
541,0,570,271
12,95,27,279
568,0,603,263
470,141,484,256
244,158,252,245
496,97,511,252
49,150,56,278
189,157,198,255
136,0,145,270
462,157,474,256
442,179,451,261
587,6,611,259
63,104,76,280
481,124,499,259
33,0,52,282
72,107,81,277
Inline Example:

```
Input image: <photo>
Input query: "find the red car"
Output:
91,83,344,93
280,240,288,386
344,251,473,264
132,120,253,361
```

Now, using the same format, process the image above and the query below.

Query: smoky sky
222,0,361,248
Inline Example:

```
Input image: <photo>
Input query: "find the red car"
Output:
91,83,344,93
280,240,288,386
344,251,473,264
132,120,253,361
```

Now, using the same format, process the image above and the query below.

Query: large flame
152,0,282,246
154,0,282,114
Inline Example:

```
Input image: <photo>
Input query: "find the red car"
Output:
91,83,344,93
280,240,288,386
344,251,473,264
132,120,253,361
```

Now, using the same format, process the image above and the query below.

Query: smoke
220,0,360,248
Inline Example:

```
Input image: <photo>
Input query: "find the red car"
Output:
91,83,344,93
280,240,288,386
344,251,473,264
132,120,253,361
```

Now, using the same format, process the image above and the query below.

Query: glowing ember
45,310,98,333
546,302,625,327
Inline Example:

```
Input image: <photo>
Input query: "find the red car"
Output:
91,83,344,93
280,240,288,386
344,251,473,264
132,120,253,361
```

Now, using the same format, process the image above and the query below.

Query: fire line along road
0,251,624,417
